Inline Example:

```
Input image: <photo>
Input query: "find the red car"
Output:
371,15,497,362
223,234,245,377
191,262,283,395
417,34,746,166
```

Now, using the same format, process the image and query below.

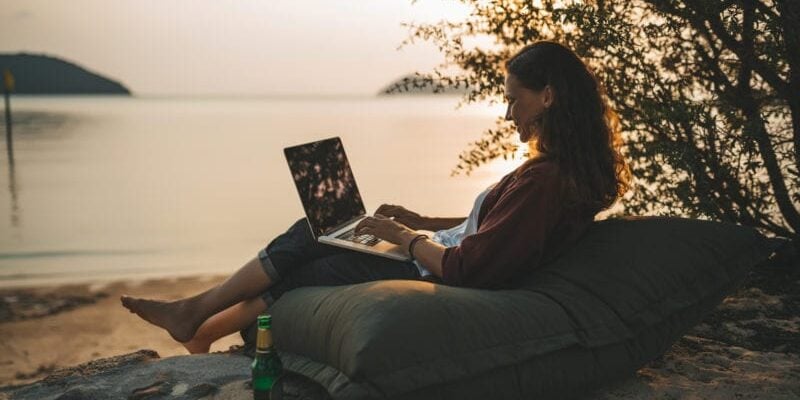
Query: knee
291,217,309,231
278,217,314,243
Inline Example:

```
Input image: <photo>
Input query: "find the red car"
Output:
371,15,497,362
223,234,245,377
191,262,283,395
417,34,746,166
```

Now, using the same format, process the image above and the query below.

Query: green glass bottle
252,314,283,400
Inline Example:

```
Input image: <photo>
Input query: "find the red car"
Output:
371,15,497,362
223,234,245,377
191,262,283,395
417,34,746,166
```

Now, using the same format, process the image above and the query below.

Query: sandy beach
0,275,242,386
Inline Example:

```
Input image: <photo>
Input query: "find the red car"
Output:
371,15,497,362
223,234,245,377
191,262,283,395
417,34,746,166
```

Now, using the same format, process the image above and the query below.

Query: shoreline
0,269,230,291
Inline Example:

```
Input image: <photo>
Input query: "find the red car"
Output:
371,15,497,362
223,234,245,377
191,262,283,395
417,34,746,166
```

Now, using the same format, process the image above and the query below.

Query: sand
0,275,243,386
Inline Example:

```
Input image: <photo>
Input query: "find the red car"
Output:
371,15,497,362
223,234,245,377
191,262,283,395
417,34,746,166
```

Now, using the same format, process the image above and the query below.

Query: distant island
378,74,468,96
0,53,130,95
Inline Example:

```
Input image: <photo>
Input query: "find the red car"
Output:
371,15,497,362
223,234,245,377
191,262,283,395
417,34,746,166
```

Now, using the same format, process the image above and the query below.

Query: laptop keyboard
336,229,381,246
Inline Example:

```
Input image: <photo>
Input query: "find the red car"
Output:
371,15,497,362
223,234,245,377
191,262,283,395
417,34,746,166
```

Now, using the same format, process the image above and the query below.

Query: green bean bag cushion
258,216,776,400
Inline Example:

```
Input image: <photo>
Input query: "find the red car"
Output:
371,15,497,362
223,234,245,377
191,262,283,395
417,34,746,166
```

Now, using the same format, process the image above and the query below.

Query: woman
121,41,631,353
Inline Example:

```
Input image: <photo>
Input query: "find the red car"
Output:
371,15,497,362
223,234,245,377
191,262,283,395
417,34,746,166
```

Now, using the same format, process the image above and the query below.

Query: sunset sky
0,0,473,95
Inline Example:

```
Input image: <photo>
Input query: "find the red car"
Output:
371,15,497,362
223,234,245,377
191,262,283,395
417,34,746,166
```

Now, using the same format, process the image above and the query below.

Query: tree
394,0,799,242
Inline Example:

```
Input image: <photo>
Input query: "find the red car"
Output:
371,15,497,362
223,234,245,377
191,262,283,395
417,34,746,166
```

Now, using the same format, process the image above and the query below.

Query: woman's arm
404,236,445,277
354,216,445,277
439,165,561,288
418,217,467,231
375,204,465,231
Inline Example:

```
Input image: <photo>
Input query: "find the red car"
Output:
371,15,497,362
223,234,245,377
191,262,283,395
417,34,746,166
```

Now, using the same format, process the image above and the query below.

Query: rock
184,382,218,397
54,388,96,400
0,350,254,400
0,348,335,400
46,350,159,384
128,380,170,399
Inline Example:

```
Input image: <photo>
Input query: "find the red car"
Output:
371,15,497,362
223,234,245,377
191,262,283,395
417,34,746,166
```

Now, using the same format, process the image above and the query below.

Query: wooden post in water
2,69,13,163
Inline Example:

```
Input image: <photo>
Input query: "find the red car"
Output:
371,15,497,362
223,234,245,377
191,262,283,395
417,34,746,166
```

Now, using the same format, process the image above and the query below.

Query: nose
504,104,512,121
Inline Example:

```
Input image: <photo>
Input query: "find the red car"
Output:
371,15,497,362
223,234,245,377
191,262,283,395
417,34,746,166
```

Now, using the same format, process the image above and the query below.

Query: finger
354,219,370,233
375,205,396,217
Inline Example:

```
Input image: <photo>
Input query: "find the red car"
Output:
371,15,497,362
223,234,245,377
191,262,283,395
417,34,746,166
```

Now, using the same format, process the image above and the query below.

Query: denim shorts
256,218,422,307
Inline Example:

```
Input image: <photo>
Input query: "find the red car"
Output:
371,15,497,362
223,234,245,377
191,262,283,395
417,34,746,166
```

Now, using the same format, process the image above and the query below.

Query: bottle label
257,328,273,350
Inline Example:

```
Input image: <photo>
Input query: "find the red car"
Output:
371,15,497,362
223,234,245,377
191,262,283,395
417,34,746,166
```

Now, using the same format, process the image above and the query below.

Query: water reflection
4,110,73,135
3,113,15,229
6,155,17,228
2,111,73,230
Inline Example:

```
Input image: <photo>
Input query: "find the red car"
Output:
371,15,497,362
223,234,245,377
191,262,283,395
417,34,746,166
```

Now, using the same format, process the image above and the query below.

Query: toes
120,295,139,310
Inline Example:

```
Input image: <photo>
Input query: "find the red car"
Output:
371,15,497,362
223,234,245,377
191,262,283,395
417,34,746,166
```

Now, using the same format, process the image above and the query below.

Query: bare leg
120,256,272,342
183,296,268,354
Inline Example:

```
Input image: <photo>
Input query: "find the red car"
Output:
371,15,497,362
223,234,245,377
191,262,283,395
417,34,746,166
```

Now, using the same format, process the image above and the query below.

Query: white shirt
414,184,496,277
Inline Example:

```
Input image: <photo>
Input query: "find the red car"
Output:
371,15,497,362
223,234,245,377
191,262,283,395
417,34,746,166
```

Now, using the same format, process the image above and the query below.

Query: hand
374,204,426,230
354,214,416,246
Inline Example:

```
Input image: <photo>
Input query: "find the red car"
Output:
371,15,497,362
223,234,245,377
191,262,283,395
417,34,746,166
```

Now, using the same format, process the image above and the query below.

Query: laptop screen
284,137,367,238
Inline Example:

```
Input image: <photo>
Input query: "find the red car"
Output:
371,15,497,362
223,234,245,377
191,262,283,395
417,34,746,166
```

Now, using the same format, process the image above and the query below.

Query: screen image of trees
285,138,366,237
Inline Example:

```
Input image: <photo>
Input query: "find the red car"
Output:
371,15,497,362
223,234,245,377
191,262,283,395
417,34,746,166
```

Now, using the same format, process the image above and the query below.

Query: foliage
396,0,800,239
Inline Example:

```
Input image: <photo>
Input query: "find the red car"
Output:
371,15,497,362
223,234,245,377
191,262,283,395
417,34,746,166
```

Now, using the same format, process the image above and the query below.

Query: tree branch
774,0,800,177
740,84,800,232
670,0,793,99
660,0,800,231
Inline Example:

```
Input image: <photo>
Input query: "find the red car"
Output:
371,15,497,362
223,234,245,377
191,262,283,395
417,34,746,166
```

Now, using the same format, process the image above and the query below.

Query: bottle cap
257,314,272,329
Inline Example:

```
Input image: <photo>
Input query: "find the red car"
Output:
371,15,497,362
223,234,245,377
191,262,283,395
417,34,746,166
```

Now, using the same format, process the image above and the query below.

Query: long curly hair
506,41,631,213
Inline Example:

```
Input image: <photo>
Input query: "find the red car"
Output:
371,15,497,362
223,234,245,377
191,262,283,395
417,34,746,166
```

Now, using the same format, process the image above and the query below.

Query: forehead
504,74,522,94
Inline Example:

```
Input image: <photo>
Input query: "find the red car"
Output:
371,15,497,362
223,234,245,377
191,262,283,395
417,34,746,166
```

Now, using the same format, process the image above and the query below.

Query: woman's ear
542,85,554,108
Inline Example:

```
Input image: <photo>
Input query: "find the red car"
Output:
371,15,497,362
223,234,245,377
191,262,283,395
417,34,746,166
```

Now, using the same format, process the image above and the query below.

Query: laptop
284,137,411,261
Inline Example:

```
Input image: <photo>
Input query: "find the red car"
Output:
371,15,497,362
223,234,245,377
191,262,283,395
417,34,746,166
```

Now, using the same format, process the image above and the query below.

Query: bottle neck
256,327,273,351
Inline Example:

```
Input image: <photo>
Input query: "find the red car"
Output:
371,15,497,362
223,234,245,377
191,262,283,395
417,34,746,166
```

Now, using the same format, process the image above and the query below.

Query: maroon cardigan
440,159,597,289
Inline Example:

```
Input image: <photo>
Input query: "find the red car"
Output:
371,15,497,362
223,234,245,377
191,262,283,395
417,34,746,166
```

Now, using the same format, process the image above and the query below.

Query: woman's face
504,73,553,143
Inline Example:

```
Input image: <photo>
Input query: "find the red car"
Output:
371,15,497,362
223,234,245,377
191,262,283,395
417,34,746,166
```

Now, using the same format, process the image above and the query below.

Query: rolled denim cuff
257,248,281,283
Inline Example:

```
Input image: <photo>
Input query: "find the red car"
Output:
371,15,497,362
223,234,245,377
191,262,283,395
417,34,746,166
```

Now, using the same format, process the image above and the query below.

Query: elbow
441,248,509,289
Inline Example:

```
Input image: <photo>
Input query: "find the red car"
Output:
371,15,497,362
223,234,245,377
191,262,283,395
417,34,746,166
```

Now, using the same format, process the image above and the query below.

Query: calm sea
0,95,523,287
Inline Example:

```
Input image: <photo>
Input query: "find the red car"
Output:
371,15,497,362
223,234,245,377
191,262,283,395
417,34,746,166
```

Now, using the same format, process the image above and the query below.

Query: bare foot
120,296,201,343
